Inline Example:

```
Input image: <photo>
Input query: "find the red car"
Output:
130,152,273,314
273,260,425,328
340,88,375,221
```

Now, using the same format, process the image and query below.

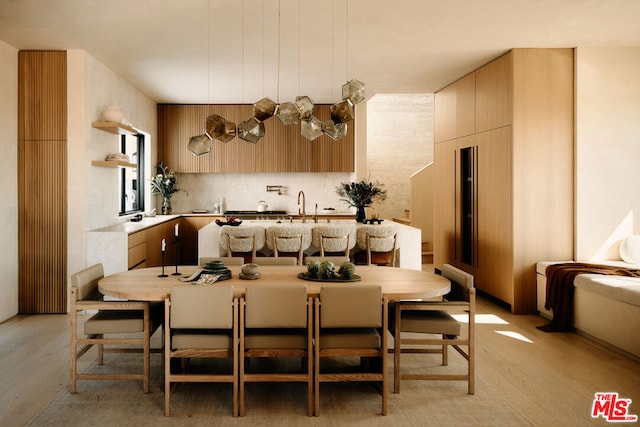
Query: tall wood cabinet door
476,52,512,133
433,139,457,270
456,73,476,138
476,126,513,304
434,84,457,143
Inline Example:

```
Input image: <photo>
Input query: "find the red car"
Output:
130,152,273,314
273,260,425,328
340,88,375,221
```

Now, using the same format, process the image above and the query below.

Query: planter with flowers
150,163,180,215
336,179,387,222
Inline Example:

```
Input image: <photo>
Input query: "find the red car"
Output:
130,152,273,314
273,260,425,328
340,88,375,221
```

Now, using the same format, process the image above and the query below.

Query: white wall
67,50,157,283
575,47,640,261
0,40,18,322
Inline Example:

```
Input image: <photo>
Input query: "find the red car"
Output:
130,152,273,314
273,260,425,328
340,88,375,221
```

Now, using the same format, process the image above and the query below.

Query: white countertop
90,215,181,234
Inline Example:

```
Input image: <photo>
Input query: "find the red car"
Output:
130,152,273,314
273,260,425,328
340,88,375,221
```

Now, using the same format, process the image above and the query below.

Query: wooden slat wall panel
18,51,67,141
18,51,67,314
158,104,354,173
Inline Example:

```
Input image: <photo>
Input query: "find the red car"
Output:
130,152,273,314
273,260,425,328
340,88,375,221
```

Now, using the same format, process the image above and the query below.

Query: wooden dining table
98,265,450,302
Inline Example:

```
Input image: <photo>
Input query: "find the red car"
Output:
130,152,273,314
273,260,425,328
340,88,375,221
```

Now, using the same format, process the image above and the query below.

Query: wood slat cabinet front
158,104,354,173
433,48,574,314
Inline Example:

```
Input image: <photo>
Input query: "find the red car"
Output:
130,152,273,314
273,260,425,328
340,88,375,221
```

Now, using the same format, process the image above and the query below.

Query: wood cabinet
434,72,476,143
433,48,574,314
181,216,216,264
128,229,148,270
158,104,355,173
126,218,182,269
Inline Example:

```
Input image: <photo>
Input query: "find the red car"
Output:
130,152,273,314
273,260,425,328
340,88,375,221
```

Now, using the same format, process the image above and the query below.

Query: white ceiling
1,0,639,104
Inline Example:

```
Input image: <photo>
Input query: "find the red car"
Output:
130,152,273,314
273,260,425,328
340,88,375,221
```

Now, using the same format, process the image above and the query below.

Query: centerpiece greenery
150,163,180,215
336,179,387,222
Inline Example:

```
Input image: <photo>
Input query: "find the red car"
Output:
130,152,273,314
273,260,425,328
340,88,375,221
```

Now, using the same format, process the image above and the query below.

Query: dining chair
311,225,356,257
314,284,388,416
390,263,475,394
164,285,238,416
253,256,297,266
70,263,161,394
265,225,312,265
220,225,266,264
239,283,313,416
353,225,398,266
198,256,245,266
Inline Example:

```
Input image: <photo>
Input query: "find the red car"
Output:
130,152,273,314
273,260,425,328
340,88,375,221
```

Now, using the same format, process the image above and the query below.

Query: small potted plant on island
150,163,180,215
336,179,387,222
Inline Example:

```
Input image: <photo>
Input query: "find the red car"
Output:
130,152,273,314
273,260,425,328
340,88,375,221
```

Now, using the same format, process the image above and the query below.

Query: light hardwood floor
1,286,639,426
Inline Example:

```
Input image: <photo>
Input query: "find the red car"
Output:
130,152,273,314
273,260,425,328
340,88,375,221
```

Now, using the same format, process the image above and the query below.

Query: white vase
102,106,124,123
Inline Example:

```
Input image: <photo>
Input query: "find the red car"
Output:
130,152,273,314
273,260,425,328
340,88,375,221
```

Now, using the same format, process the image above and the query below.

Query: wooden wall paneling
308,105,355,172
159,103,353,173
476,127,513,304
511,48,574,314
456,73,476,138
433,139,457,270
434,83,457,143
18,139,67,313
208,104,234,173
236,104,258,173
18,50,67,314
18,51,67,141
475,52,512,133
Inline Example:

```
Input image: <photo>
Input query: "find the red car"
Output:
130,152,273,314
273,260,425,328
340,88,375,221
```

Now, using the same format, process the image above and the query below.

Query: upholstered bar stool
311,224,356,258
265,224,312,265
354,225,398,266
219,225,266,264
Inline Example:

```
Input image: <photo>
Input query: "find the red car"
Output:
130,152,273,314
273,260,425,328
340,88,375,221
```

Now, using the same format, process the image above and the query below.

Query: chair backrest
265,225,312,251
320,284,382,328
70,263,104,301
305,256,350,265
254,257,297,266
199,256,245,266
312,225,356,253
367,233,396,253
272,234,303,253
356,225,398,250
170,285,234,329
219,225,266,251
441,263,474,302
244,283,308,328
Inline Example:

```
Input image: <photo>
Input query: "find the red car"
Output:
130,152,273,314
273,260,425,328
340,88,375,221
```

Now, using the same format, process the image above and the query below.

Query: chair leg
98,337,104,365
70,313,77,394
442,340,448,366
394,304,401,394
143,306,151,394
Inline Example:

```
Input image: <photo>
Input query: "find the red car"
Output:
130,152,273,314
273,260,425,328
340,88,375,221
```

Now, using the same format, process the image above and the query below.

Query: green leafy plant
336,179,387,208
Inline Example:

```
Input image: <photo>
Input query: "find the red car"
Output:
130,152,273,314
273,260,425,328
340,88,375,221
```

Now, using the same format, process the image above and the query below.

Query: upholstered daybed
536,254,640,358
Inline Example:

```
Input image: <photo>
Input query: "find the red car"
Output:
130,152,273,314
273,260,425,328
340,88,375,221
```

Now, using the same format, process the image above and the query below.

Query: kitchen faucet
297,190,306,223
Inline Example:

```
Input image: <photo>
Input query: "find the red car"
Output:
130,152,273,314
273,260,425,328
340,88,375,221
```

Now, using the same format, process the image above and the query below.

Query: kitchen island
198,219,422,270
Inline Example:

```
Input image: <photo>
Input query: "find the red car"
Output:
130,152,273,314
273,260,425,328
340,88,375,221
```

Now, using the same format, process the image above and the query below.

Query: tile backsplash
168,172,356,215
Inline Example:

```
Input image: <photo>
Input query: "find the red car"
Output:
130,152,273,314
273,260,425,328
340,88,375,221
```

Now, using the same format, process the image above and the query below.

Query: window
119,133,145,215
